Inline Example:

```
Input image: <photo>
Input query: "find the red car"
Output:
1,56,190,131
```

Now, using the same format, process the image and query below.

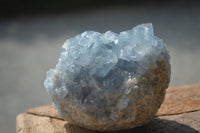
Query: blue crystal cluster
44,23,170,131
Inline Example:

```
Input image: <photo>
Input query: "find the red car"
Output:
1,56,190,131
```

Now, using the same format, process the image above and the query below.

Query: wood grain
16,84,200,133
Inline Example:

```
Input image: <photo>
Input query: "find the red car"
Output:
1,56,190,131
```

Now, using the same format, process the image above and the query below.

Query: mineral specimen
44,23,171,131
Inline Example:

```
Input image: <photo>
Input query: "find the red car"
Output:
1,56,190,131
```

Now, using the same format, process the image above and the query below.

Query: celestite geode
44,23,170,131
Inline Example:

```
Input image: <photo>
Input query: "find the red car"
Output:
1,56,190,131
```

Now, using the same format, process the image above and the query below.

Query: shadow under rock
64,118,199,133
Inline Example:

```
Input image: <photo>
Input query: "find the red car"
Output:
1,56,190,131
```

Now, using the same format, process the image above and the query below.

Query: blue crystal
44,23,170,131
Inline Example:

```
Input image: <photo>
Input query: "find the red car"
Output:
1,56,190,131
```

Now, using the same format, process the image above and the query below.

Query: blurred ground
0,1,200,133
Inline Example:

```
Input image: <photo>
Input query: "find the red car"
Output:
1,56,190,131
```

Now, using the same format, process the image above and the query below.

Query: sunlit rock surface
44,23,171,131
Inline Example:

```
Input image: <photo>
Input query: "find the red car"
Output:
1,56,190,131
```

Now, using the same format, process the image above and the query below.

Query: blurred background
0,0,200,132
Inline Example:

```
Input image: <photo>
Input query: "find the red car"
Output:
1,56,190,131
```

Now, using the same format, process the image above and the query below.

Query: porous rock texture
44,23,170,131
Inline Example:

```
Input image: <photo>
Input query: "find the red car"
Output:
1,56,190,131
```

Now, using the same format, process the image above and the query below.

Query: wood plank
16,84,200,133
157,83,200,116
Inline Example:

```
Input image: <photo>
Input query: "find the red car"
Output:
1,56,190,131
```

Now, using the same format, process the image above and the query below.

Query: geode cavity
44,23,170,131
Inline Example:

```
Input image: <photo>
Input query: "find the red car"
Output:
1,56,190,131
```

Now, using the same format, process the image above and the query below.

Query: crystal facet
44,23,170,131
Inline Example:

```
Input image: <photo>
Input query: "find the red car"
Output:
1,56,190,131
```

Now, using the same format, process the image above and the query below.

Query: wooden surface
16,84,200,133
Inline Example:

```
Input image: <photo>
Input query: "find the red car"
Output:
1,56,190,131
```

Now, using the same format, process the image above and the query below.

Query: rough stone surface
44,23,171,131
16,84,200,133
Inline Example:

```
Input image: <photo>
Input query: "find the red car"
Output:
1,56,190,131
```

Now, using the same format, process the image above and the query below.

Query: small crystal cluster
44,23,170,131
